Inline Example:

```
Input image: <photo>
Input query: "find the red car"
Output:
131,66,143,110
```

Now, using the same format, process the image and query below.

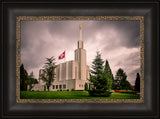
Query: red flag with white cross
58,51,65,60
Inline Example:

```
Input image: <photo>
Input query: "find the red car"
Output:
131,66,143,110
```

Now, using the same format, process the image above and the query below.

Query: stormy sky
20,20,140,85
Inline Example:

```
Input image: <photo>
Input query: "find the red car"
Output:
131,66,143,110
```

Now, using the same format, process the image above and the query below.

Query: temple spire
78,24,83,49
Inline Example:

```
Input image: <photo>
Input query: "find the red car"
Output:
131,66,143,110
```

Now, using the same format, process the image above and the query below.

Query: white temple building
30,24,90,91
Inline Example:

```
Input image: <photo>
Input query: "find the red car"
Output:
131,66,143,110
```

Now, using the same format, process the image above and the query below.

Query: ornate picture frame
16,16,144,104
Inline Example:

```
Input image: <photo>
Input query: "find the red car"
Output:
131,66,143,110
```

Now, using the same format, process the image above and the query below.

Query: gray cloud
20,20,141,85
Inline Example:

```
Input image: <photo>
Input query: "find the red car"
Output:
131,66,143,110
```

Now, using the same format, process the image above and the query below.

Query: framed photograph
17,16,144,103
1,0,159,118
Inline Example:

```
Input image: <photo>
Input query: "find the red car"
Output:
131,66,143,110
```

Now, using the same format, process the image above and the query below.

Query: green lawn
20,91,140,99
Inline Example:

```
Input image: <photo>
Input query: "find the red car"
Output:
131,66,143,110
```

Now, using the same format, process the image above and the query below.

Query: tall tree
104,60,114,90
84,83,88,91
20,64,28,91
25,72,38,91
89,51,111,97
135,73,140,92
115,68,132,90
40,56,56,91
114,68,123,90
90,51,104,76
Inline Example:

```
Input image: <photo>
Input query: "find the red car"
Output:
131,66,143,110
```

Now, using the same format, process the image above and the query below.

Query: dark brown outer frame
1,0,159,118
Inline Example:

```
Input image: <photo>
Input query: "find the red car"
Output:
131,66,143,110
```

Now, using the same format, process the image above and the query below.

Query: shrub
114,90,122,92
89,89,112,97
85,83,88,91
71,88,75,91
115,90,137,94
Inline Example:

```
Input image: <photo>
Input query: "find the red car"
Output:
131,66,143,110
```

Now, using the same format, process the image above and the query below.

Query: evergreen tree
104,60,114,90
89,84,91,91
115,68,132,90
40,56,56,91
135,73,140,92
20,64,28,91
89,51,111,97
90,51,104,76
84,83,88,91
25,72,38,91
114,68,123,90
